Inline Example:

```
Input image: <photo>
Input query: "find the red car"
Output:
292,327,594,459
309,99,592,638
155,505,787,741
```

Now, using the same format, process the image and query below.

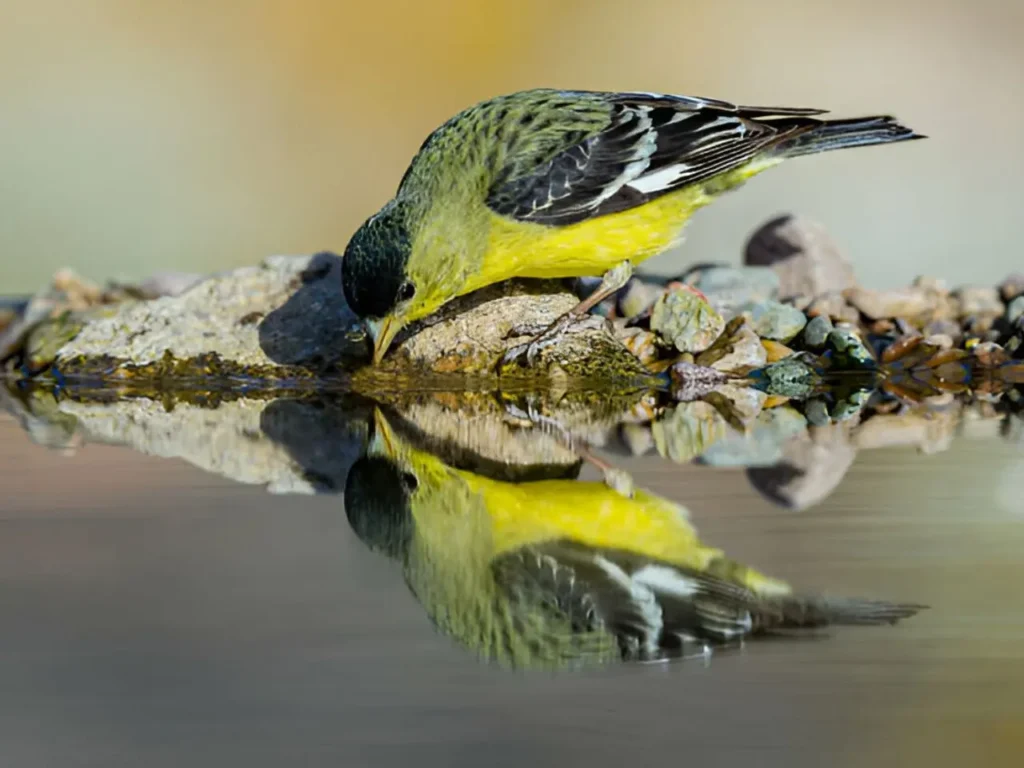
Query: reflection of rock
746,422,857,510
259,398,370,493
852,409,961,454
0,385,82,454
652,401,729,464
56,396,363,494
380,396,582,480
698,406,807,467
744,214,856,298
695,318,766,374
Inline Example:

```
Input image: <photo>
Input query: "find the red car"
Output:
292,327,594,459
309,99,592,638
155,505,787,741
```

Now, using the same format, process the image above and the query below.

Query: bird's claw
501,313,604,367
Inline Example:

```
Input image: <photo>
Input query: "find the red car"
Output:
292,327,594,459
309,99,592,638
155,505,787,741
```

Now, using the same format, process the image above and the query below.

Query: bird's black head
343,454,417,559
341,203,416,322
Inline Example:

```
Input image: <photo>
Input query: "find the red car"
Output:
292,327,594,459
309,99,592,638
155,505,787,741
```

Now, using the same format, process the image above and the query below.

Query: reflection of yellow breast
460,472,723,572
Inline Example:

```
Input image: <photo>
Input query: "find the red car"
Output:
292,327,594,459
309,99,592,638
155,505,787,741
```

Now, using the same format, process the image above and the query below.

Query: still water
1,389,1023,767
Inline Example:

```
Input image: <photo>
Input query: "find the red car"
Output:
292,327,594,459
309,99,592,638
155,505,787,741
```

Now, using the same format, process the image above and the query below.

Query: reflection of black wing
494,538,922,665
486,92,824,227
494,539,759,663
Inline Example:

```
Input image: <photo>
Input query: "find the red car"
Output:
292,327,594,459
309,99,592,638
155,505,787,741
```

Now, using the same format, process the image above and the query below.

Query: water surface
1,393,1022,767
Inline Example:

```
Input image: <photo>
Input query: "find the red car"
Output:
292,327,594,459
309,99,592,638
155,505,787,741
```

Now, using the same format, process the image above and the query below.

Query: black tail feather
771,115,925,159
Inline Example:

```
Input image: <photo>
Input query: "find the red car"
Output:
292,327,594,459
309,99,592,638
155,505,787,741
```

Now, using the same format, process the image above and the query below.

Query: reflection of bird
343,408,923,669
340,89,923,363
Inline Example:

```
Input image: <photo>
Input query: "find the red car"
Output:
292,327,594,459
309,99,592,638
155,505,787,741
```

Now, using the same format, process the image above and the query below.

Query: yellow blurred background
2,0,1021,293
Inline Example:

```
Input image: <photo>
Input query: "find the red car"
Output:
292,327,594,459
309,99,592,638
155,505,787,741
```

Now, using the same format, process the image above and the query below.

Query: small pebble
742,300,807,343
803,315,833,348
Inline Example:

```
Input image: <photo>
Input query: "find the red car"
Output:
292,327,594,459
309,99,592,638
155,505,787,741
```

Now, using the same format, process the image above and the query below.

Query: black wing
486,92,825,226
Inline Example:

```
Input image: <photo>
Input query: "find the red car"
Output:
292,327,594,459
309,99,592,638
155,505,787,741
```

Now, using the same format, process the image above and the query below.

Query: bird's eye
401,472,419,492
397,281,416,302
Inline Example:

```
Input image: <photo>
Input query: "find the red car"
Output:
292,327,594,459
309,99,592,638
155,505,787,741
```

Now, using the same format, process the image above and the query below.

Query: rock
135,271,206,299
679,265,780,317
28,252,646,389
953,286,1004,318
806,291,860,324
615,278,665,319
53,254,365,376
802,314,833,348
745,422,857,510
668,361,728,401
742,300,807,342
828,327,876,369
804,398,831,427
743,214,856,298
650,285,725,354
762,339,794,362
616,326,661,366
1006,295,1024,325
844,286,934,321
698,406,808,467
652,401,729,464
924,318,962,339
695,318,767,374
999,274,1024,302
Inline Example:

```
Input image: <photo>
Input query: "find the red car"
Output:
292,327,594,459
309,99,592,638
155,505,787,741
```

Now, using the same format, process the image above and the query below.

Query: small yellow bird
343,408,924,669
340,89,923,363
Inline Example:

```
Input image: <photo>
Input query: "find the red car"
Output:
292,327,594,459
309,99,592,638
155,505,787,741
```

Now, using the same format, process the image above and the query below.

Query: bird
340,88,924,365
343,407,925,669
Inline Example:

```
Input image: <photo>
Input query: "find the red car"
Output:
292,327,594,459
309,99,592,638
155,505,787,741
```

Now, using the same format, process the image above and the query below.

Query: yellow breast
465,158,784,295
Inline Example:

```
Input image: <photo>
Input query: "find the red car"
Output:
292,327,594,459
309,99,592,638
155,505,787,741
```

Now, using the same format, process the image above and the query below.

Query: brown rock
744,214,856,298
844,286,934,321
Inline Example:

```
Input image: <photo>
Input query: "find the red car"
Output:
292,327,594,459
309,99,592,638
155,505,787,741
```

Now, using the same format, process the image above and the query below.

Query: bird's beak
366,316,400,364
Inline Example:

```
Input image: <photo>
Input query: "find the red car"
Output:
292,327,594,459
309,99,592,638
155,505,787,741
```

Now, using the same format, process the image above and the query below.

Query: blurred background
2,0,1021,293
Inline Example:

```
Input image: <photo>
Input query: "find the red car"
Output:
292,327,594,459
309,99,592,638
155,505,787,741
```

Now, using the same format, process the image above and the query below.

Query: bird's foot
501,313,604,367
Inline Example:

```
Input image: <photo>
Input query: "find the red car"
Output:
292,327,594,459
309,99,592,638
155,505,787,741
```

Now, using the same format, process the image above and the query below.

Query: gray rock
999,274,1024,302
650,286,725,353
744,214,856,298
681,265,780,317
802,314,833,348
742,300,807,342
954,286,1004,318
1007,295,1024,325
